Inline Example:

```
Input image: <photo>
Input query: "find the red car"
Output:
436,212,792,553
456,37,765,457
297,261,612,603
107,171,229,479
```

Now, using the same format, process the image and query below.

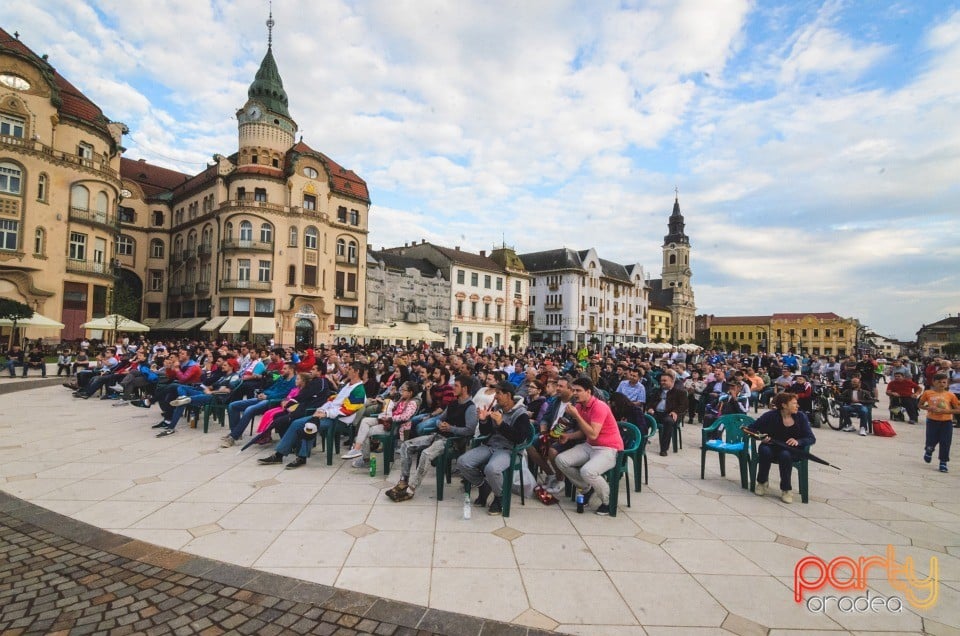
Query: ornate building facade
0,20,370,346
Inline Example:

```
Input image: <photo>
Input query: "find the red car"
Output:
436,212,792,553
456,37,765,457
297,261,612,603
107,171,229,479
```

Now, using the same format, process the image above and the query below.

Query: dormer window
304,167,318,179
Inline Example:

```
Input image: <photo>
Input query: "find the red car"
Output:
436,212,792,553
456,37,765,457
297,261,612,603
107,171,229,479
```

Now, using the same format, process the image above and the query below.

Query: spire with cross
266,1,275,49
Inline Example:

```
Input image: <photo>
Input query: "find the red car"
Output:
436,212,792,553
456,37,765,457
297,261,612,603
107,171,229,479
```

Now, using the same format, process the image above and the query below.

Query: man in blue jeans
222,362,296,448
5,345,26,377
840,375,874,436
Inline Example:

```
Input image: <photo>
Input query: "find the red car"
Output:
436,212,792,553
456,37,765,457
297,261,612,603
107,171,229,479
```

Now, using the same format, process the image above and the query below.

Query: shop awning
200,316,228,331
249,317,275,334
219,316,250,334
151,318,188,330
172,317,208,331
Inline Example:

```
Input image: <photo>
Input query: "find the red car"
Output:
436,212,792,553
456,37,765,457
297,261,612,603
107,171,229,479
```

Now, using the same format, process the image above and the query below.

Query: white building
520,248,648,348
381,241,531,351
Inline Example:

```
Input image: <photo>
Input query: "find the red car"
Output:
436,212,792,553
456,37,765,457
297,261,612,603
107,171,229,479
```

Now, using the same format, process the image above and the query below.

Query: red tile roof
121,158,191,198
289,141,370,203
0,28,111,136
709,316,771,326
771,313,842,321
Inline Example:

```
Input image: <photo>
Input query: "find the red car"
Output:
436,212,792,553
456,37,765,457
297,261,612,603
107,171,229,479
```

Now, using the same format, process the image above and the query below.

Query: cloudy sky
7,1,959,340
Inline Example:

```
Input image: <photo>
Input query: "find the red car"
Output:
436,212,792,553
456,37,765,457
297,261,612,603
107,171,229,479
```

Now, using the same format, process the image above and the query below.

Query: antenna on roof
266,0,275,49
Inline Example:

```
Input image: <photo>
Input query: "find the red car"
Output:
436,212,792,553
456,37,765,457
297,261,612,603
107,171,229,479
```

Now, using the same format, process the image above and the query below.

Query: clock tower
661,193,696,341
236,8,297,164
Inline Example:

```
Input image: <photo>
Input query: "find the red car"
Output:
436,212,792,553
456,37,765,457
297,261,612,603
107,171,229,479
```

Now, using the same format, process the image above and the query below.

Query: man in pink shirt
556,377,624,515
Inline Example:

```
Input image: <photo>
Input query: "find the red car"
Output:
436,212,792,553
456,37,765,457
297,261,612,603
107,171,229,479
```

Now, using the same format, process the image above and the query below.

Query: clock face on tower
246,105,262,121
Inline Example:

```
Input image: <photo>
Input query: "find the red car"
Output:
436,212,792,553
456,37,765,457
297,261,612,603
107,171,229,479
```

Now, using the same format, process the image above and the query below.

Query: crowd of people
24,339,959,513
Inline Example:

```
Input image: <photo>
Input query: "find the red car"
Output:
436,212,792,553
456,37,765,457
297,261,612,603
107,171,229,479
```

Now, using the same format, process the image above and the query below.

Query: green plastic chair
633,414,659,492
370,422,402,476
700,414,755,489
432,435,470,501
201,401,228,433
461,424,536,518
605,421,642,517
747,436,811,503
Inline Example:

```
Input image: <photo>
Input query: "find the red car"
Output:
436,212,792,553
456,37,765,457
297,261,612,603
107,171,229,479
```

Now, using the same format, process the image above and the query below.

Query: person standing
918,373,960,473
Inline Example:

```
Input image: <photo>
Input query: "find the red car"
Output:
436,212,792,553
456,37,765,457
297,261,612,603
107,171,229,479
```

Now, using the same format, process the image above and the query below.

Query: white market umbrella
81,314,150,332
0,312,64,329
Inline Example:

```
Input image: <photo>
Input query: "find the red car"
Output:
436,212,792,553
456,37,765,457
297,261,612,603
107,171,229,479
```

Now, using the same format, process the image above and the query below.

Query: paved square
1,383,957,634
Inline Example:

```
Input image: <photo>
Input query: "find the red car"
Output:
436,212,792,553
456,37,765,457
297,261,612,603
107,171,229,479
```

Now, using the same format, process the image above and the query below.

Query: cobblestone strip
0,493,551,636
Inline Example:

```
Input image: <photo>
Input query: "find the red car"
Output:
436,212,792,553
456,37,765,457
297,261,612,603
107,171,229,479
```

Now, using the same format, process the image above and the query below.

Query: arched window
260,222,273,244
287,265,296,286
288,226,298,247
202,226,212,247
336,238,346,257
347,240,357,263
239,220,253,241
186,230,197,249
34,227,45,255
304,226,318,250
70,184,89,210
173,235,183,252
37,173,48,202
95,191,108,213
669,254,676,265
150,239,164,259
117,234,135,256
224,221,234,240
304,167,318,179
0,162,22,195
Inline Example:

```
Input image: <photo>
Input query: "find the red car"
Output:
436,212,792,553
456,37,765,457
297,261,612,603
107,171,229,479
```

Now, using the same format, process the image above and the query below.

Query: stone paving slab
1,382,958,633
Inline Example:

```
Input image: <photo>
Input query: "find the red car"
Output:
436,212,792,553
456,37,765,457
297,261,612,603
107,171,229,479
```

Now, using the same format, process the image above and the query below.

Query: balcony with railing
66,259,114,279
195,281,211,296
510,319,529,328
1,134,118,181
68,207,116,231
168,284,182,297
221,238,274,252
182,247,197,262
220,279,272,292
548,283,559,291
197,243,214,258
335,254,359,267
181,283,196,296
544,301,563,310
335,288,359,300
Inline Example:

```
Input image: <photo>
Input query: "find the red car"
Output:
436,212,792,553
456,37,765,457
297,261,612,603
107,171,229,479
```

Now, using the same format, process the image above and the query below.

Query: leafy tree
0,298,34,349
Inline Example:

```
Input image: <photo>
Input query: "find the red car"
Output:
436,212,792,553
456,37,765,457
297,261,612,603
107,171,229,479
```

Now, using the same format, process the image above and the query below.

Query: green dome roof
248,46,290,118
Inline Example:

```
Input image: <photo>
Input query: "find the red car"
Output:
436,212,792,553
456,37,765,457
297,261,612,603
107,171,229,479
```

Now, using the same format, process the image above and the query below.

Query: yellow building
0,21,369,347
648,304,672,342
707,312,858,355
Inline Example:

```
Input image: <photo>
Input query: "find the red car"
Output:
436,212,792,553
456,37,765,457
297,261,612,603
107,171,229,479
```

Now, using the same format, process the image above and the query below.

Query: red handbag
872,420,896,437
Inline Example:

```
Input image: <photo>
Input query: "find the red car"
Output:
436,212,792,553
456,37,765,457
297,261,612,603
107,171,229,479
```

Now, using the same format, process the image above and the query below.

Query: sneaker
258,453,283,465
220,433,233,441
152,421,170,429
781,490,793,504
286,457,307,470
924,448,933,463
908,420,918,425
112,400,128,407
858,428,867,436
546,480,565,496
755,482,768,496
595,503,611,516
220,437,235,448
341,448,363,460
156,428,175,438
487,497,503,516
841,425,856,432
474,481,492,507
109,384,123,392
351,457,366,469
170,396,192,407
940,462,948,473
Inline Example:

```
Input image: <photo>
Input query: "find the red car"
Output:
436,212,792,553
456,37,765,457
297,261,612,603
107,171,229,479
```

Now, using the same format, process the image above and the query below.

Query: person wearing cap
886,370,922,424
458,380,531,516
157,358,242,436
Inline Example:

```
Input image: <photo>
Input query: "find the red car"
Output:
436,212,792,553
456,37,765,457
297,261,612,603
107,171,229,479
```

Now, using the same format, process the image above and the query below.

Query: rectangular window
347,273,357,292
0,113,26,138
92,285,107,317
0,219,18,251
813,329,819,337
457,270,465,284
149,270,163,292
303,194,316,210
801,329,808,338
223,259,232,281
471,301,478,317
255,298,275,316
484,275,491,289
258,260,271,282
838,329,844,338
238,259,251,281
337,206,348,223
456,299,464,316
496,305,502,321
77,142,94,159
335,305,358,324
233,298,251,315
515,280,521,294
68,232,86,260
254,188,267,202
825,329,831,338
146,302,161,319
303,265,317,287
219,297,229,313
496,277,503,291
237,187,246,201
471,272,478,286
484,303,490,319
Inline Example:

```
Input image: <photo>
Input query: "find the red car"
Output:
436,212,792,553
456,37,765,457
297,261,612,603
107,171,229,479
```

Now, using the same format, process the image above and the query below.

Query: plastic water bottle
463,492,472,520
576,492,584,514
369,456,377,477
